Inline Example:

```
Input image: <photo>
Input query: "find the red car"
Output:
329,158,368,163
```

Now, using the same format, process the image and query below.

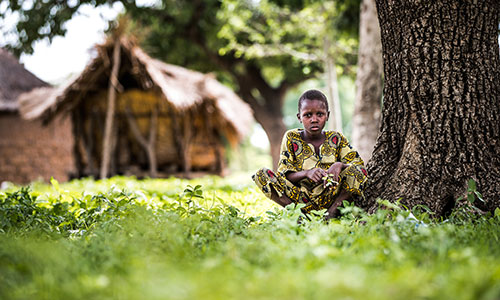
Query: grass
1,174,499,300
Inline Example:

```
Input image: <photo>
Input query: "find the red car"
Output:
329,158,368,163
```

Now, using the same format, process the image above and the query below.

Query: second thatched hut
20,37,253,178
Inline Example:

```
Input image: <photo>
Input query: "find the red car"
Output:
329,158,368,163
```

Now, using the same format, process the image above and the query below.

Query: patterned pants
252,166,366,214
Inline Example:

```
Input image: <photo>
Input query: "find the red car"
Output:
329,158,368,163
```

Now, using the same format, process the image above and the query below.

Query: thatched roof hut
0,48,74,184
19,37,254,178
0,48,48,112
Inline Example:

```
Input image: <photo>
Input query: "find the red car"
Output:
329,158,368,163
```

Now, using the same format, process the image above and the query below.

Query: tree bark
352,0,383,163
100,39,121,179
365,0,500,215
257,110,287,171
237,78,287,171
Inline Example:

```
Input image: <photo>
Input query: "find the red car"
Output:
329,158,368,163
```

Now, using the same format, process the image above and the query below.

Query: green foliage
1,175,500,299
217,0,359,79
2,0,360,88
448,179,488,224
1,0,112,55
124,0,225,75
125,0,357,93
463,178,485,204
0,183,137,236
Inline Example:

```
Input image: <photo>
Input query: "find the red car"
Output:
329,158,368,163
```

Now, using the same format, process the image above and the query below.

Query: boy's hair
298,89,329,112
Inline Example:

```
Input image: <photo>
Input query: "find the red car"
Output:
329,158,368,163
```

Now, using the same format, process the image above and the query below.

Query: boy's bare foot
270,188,293,207
325,189,352,220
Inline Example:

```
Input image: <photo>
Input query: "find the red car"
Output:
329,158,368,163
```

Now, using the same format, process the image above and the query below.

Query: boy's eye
318,113,323,116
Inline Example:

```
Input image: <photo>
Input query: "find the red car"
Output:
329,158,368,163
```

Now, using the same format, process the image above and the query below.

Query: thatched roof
0,48,48,112
19,37,254,140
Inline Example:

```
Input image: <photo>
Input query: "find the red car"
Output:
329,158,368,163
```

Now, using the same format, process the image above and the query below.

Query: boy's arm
286,168,327,184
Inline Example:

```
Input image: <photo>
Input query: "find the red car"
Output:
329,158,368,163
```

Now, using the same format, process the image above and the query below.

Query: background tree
1,0,360,170
351,0,382,162
216,0,358,132
128,0,360,169
364,0,500,215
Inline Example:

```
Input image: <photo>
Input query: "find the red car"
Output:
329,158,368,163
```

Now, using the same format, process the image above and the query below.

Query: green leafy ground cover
1,174,500,300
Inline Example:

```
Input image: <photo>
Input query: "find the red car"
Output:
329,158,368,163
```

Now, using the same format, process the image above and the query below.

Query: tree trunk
100,39,121,179
352,0,383,163
257,110,287,171
238,82,287,171
365,0,500,215
199,50,294,171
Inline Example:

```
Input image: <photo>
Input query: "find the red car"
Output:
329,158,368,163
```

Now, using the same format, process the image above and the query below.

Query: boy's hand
306,168,327,183
327,162,344,182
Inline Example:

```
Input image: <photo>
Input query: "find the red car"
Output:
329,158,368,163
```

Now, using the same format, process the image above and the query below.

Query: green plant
1,176,499,300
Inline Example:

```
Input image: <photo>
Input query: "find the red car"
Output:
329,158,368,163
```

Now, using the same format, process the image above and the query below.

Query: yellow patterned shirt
277,128,367,206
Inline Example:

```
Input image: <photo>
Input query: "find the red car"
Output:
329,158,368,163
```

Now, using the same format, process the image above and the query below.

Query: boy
252,89,367,220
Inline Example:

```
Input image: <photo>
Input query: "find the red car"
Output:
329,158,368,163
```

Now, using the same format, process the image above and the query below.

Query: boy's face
297,99,329,137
